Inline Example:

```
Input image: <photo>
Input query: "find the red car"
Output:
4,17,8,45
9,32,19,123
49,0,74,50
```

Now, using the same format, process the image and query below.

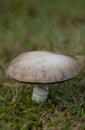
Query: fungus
6,51,81,103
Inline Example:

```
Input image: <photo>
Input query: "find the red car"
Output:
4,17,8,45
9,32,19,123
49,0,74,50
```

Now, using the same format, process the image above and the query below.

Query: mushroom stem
32,85,49,103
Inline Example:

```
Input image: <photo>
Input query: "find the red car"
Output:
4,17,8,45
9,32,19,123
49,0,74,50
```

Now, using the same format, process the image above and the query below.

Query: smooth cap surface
7,51,81,83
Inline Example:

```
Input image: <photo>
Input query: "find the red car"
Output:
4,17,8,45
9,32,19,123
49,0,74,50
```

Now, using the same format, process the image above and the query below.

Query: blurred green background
0,0,85,56
0,0,85,130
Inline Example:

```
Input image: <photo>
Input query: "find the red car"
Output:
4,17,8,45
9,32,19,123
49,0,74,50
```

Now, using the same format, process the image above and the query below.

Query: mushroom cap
7,51,81,83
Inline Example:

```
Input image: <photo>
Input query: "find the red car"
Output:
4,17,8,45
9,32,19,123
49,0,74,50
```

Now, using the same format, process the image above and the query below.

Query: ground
0,0,85,130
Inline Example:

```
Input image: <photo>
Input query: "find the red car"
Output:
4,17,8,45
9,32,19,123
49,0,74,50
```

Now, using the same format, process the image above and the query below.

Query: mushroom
6,51,81,103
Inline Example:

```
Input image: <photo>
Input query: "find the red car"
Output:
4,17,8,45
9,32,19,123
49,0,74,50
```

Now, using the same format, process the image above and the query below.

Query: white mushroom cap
7,51,81,83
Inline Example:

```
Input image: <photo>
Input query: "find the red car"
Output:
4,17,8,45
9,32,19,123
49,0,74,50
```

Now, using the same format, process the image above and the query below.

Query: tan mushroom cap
7,51,81,83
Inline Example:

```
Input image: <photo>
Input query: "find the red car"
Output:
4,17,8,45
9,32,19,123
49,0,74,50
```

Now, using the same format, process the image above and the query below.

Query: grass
0,0,85,129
